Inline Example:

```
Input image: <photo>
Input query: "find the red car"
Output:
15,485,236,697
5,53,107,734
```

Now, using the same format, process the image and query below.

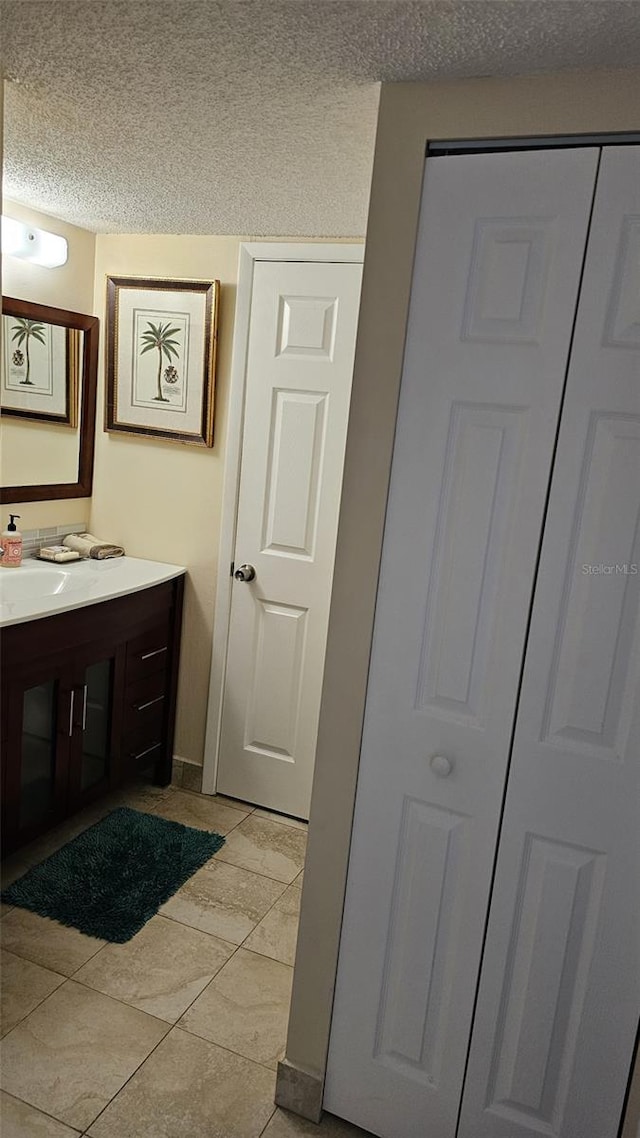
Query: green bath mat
1,806,225,943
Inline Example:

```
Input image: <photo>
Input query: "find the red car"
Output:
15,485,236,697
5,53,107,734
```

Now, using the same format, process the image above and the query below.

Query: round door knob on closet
234,564,256,582
430,754,453,778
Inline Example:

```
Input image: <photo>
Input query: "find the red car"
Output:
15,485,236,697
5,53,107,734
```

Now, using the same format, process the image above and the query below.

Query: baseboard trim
275,1058,323,1123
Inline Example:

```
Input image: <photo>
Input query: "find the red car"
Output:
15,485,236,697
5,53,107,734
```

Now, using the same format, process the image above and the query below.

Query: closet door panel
324,148,599,1138
458,146,640,1138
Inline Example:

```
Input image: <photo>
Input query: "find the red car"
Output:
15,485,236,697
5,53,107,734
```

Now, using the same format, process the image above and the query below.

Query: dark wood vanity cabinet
1,576,184,855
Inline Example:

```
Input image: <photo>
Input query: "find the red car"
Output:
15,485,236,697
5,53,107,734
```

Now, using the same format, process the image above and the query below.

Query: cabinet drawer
124,709,165,772
126,622,170,684
124,671,168,737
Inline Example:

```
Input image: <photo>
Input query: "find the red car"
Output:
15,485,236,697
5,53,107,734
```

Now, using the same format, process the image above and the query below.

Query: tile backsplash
21,522,88,559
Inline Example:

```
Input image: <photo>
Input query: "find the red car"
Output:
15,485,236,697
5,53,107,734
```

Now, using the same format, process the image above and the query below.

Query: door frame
202,242,364,795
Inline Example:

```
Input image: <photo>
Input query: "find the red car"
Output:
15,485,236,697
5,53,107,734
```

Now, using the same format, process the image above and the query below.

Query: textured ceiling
2,1,639,236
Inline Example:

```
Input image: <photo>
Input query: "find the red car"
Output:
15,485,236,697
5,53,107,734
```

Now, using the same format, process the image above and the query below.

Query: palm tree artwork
11,318,47,385
139,321,181,402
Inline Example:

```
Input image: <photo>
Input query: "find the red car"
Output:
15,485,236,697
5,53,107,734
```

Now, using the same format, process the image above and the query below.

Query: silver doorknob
234,564,256,582
430,754,453,778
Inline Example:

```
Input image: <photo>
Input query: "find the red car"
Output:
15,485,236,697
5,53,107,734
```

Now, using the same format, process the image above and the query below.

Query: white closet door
458,145,640,1138
324,148,599,1138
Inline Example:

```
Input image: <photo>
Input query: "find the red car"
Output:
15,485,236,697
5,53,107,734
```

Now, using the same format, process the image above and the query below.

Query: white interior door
217,259,362,818
458,145,640,1138
324,148,599,1138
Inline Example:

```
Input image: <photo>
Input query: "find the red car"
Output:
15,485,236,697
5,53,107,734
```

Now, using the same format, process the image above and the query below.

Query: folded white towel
62,533,125,560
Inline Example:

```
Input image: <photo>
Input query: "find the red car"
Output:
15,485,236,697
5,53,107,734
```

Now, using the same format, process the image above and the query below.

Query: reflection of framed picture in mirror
1,310,79,426
1,297,99,505
106,276,219,447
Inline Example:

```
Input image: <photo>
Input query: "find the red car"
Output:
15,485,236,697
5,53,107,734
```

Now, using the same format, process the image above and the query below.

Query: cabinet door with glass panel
1,639,125,852
2,654,74,850
67,638,126,810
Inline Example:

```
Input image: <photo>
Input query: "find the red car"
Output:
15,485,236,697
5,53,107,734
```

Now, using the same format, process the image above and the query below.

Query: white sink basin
0,564,93,602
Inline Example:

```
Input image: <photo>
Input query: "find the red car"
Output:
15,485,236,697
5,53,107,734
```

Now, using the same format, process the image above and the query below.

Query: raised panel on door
262,389,327,559
218,259,362,818
244,600,307,760
324,148,600,1138
373,797,469,1085
458,146,640,1138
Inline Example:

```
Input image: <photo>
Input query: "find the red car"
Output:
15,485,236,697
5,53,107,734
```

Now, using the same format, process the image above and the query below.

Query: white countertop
0,556,186,628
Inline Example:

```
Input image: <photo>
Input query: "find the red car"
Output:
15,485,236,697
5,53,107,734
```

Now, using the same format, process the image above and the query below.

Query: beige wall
286,68,640,1113
1,199,96,528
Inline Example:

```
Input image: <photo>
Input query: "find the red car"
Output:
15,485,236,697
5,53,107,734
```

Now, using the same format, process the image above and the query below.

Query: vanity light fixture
1,215,68,268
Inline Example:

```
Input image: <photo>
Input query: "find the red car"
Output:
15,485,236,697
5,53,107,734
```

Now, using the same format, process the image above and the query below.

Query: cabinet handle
82,685,88,731
68,690,75,737
140,647,167,661
130,741,162,761
134,695,165,712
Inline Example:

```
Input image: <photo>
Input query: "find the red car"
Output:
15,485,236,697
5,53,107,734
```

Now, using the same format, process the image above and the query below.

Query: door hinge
230,561,235,577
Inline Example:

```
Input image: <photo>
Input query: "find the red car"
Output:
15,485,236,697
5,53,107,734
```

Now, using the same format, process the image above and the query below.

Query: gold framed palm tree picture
105,276,219,446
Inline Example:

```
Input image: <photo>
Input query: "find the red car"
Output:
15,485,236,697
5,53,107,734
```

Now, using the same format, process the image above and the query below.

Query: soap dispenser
1,515,23,568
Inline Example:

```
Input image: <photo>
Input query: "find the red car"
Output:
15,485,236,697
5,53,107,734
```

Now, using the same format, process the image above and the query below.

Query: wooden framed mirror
1,297,99,503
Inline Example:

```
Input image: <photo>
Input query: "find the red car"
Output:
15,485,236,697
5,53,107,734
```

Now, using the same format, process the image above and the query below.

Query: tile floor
0,781,371,1137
